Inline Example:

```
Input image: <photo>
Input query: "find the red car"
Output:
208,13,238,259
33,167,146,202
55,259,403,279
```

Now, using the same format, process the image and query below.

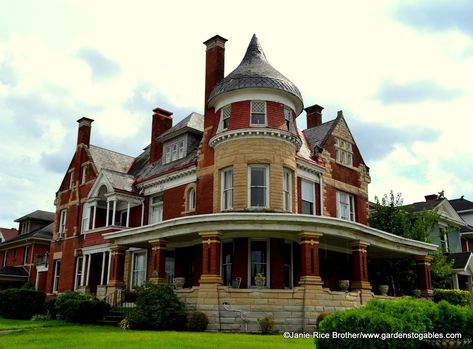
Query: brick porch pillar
108,245,127,287
351,241,371,290
415,255,433,297
199,231,222,284
149,239,168,283
298,232,323,285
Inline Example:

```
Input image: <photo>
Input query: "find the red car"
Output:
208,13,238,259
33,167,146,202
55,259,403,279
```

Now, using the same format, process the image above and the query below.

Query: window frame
221,167,233,211
283,241,293,289
301,179,315,215
130,250,147,290
221,105,231,131
81,203,90,234
58,209,67,239
248,239,270,287
221,240,233,286
187,187,196,211
335,137,354,167
149,196,163,224
250,100,267,127
283,169,292,212
23,245,29,265
248,165,269,208
81,165,87,185
336,191,355,221
69,170,74,189
284,107,292,131
53,260,61,293
163,136,187,164
74,256,83,290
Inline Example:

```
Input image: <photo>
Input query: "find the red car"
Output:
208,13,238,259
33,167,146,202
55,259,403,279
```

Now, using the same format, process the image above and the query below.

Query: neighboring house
404,193,473,292
46,34,436,332
0,210,54,290
450,196,473,252
0,228,18,243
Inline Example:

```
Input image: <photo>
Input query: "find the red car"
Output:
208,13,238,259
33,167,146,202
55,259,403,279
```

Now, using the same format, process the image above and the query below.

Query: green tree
369,191,453,292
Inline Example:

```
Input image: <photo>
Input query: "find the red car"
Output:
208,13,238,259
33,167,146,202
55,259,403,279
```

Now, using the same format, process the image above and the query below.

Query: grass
0,318,313,349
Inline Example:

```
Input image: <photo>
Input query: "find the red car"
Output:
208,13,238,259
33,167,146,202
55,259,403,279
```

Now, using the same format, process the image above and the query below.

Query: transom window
250,101,266,126
301,179,315,215
164,138,185,164
221,105,231,130
283,169,292,211
249,165,269,208
337,191,355,221
335,137,353,166
221,168,233,210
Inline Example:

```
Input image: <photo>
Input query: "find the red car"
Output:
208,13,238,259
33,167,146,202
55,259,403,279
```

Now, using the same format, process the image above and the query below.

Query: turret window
250,101,266,126
283,169,292,211
222,105,231,130
249,165,269,208
284,107,292,131
221,167,233,210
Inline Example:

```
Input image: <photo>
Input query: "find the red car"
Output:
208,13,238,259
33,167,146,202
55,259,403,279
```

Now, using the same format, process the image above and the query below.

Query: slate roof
403,199,442,213
14,210,55,223
0,228,18,241
450,197,473,212
158,112,204,141
89,145,134,173
102,169,136,193
302,119,337,150
208,35,303,106
0,266,28,277
448,252,473,270
0,223,53,245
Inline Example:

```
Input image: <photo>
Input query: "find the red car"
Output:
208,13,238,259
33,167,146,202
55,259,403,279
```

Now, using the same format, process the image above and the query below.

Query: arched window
188,188,196,211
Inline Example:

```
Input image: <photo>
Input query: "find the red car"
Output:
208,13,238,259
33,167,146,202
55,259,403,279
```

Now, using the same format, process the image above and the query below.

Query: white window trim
335,137,354,167
336,191,355,221
219,105,231,132
58,209,67,239
247,239,270,287
250,100,267,127
130,250,148,290
149,195,163,224
2,251,7,267
74,256,83,290
163,136,187,164
283,169,292,212
248,165,270,209
81,203,90,234
301,179,315,215
187,188,196,211
221,167,233,211
53,260,61,293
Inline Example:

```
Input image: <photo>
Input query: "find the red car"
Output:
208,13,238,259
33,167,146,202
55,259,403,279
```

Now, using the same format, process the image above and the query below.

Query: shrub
44,299,57,319
433,289,472,306
258,316,274,335
125,282,186,330
54,291,93,317
59,299,110,324
316,311,330,330
0,289,45,319
187,311,209,332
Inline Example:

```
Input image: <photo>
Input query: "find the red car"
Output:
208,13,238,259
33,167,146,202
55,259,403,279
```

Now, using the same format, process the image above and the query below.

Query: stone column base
199,274,222,284
421,289,434,298
351,281,372,290
299,275,324,286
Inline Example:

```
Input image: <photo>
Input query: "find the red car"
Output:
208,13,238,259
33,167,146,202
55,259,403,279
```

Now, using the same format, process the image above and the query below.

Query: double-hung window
221,105,231,130
283,169,292,211
301,179,315,215
250,101,266,126
249,165,269,208
58,209,67,239
53,260,61,293
131,251,147,289
164,138,185,164
250,240,268,287
150,196,163,224
221,168,233,210
81,203,90,234
336,191,355,221
74,256,83,290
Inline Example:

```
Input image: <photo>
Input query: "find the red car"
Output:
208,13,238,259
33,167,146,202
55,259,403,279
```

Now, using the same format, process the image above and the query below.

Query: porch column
105,201,110,227
351,241,371,290
80,254,87,286
298,232,323,285
100,252,107,285
149,239,168,283
141,202,144,226
86,254,92,286
415,255,433,297
111,200,117,226
92,204,97,229
108,245,127,287
199,231,222,284
126,202,131,227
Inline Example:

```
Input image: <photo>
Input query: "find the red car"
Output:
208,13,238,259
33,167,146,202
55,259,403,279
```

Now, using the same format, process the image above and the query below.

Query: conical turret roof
208,35,303,110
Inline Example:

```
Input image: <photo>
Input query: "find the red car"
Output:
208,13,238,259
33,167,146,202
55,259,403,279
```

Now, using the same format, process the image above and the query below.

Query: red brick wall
196,174,214,214
163,184,186,220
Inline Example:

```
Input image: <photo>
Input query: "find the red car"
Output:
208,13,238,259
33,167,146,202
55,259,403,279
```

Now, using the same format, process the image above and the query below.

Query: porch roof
103,213,437,257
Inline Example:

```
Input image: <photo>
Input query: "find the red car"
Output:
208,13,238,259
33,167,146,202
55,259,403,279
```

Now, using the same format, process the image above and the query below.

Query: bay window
221,168,233,210
249,165,269,208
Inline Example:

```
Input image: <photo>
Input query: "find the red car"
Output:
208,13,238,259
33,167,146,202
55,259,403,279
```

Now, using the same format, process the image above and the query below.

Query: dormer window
221,105,231,130
164,137,186,164
335,137,353,166
250,101,266,126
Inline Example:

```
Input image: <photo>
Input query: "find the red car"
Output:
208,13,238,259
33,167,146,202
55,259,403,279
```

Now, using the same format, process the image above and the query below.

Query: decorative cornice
137,166,197,190
296,159,324,175
209,128,302,150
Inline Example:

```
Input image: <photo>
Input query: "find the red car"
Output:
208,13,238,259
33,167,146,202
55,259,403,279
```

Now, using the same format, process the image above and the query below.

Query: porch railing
104,289,136,310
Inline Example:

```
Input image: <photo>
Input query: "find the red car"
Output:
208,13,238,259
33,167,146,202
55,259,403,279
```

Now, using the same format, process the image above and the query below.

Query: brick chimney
305,104,324,129
424,194,438,201
149,107,173,163
76,117,94,146
203,35,227,126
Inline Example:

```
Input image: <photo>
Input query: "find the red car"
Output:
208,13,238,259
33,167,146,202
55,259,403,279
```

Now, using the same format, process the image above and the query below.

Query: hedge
0,289,46,319
433,289,472,306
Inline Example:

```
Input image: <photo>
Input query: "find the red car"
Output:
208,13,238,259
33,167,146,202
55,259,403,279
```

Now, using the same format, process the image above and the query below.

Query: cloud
375,79,463,105
395,0,473,36
77,47,121,79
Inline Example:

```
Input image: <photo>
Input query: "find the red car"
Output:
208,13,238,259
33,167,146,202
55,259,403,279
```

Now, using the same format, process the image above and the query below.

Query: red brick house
46,34,437,331
0,210,53,290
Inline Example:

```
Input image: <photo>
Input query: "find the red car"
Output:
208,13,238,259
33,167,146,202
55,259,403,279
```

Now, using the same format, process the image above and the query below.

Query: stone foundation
176,283,371,332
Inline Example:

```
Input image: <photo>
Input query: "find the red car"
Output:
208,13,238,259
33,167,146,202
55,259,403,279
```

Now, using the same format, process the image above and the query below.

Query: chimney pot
76,117,94,146
305,104,324,129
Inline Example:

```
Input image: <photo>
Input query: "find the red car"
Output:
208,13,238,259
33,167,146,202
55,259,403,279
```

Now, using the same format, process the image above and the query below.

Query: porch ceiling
103,213,438,256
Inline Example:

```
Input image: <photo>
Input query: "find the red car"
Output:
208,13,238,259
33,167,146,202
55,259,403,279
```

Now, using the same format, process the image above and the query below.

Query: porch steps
97,310,128,327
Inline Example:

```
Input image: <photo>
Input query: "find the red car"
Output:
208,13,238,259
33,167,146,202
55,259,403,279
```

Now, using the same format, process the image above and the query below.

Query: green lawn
0,318,313,349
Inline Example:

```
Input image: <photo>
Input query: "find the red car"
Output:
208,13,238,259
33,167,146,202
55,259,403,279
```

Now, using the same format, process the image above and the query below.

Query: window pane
302,200,313,215
251,187,266,207
251,167,266,186
251,113,265,125
250,241,267,286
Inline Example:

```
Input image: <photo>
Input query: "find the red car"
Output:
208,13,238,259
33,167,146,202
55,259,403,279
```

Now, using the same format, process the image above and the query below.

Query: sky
0,0,472,228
